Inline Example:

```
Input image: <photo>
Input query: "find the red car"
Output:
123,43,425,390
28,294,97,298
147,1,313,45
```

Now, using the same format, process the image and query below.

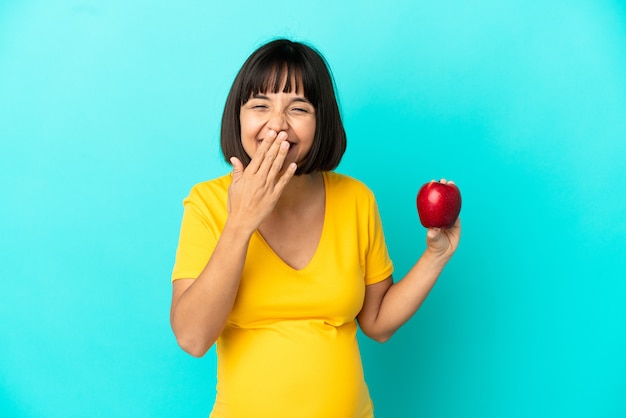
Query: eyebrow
291,97,312,105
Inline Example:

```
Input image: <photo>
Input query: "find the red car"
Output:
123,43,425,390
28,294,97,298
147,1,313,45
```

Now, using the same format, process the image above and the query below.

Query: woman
170,38,461,417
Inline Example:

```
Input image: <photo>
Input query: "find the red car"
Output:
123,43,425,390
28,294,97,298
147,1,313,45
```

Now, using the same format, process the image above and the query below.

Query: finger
230,157,244,181
273,162,297,194
258,131,288,174
268,140,291,176
248,130,278,173
427,228,441,241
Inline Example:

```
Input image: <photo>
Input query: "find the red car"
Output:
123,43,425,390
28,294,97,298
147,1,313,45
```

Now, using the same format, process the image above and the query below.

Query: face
239,83,316,172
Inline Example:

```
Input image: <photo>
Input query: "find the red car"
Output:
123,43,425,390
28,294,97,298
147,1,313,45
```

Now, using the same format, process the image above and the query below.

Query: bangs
239,53,318,105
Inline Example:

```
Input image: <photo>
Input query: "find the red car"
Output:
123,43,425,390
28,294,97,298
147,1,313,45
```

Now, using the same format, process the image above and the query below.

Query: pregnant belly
210,319,373,418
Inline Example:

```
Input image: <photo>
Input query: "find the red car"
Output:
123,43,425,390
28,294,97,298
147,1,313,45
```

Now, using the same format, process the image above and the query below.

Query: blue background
1,1,625,417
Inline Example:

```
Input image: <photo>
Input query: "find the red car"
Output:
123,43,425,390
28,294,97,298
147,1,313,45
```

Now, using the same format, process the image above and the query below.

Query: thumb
426,228,444,247
426,228,441,241
230,157,243,180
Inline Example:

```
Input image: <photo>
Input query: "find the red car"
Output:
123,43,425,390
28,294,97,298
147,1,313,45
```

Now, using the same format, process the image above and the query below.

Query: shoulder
324,171,376,201
185,174,231,201
324,171,373,194
182,174,232,213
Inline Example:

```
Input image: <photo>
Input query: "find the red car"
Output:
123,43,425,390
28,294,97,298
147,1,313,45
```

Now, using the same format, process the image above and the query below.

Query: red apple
416,181,461,228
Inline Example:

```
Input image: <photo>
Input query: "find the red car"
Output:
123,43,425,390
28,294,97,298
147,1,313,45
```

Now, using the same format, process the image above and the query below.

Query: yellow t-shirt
172,171,394,418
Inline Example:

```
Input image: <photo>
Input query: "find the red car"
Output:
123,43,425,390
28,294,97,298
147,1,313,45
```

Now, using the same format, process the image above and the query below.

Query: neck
273,171,323,212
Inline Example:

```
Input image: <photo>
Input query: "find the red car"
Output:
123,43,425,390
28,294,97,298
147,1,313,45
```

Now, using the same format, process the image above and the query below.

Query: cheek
292,117,316,138
239,117,259,140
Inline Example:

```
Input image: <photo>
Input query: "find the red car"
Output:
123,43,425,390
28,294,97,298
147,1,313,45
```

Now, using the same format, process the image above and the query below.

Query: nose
266,110,289,132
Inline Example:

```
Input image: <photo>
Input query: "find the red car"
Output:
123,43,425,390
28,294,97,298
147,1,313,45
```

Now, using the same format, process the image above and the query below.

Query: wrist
222,217,256,241
423,247,451,268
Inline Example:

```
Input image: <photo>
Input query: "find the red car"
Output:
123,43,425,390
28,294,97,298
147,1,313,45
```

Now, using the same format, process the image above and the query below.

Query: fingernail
278,131,288,139
280,141,289,150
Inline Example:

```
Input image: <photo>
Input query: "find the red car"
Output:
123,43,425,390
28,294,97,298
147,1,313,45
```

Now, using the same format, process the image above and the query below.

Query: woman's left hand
426,218,461,260
425,179,461,260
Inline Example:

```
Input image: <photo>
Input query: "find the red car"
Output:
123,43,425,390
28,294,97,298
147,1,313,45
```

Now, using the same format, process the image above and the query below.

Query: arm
170,221,253,357
170,130,295,357
357,218,461,343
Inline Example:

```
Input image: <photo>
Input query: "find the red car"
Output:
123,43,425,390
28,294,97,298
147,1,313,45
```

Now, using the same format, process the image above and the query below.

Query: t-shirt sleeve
364,193,394,285
171,190,219,282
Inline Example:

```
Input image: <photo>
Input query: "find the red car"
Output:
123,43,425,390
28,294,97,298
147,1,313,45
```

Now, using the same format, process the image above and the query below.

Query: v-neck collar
254,172,329,273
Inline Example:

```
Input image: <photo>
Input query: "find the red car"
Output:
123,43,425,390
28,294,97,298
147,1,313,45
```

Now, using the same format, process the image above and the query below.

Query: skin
170,84,461,357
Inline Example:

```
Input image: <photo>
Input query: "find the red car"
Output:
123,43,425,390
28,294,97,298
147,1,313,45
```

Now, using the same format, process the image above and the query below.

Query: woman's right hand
227,130,297,233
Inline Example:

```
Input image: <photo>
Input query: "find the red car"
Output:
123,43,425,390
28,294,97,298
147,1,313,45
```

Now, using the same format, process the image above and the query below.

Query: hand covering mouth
257,139,296,149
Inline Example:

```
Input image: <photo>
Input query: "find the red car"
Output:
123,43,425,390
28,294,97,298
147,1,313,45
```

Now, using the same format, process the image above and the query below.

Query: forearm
372,250,450,341
170,220,253,356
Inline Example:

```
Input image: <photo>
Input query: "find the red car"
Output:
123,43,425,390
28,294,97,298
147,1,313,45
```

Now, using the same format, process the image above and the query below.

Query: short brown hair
220,39,346,175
